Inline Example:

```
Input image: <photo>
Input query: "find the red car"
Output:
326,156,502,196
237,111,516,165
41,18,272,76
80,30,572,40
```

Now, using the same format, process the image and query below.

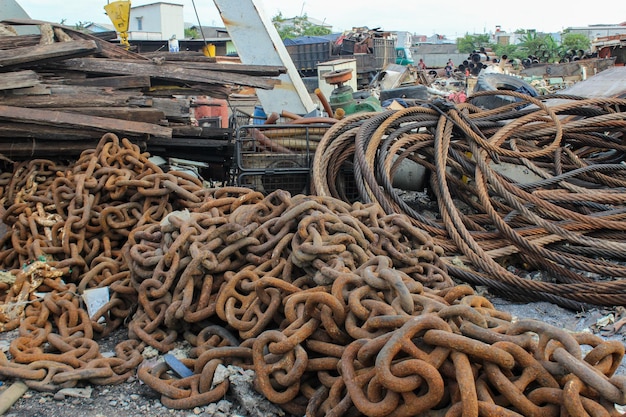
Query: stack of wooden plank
0,19,284,160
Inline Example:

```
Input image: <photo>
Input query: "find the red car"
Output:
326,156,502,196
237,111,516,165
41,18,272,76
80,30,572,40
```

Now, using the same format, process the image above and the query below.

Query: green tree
518,31,562,63
456,33,491,54
540,34,561,63
492,43,518,59
185,27,199,39
560,33,590,54
272,12,331,39
517,30,542,55
456,28,593,66
72,21,92,32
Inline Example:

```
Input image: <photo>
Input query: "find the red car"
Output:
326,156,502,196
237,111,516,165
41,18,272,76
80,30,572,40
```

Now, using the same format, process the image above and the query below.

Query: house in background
128,2,184,41
566,23,626,41
84,22,115,34
186,24,236,55
187,25,229,39
95,3,233,54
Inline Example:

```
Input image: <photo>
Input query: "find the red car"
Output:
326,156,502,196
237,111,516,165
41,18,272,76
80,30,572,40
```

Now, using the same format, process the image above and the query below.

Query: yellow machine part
203,44,216,57
104,0,131,48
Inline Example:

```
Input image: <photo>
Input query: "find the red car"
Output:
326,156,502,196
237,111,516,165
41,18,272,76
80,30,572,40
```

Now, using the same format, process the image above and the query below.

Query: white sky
12,0,626,39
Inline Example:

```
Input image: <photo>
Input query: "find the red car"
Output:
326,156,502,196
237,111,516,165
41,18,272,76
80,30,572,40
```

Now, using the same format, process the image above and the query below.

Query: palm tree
518,31,561,63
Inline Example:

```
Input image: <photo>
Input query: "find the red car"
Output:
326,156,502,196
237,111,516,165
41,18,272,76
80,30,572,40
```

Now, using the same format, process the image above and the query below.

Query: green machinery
321,69,383,116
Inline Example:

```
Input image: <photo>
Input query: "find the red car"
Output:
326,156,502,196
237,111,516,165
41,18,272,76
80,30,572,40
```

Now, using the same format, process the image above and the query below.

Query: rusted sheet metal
593,34,626,64
560,66,626,98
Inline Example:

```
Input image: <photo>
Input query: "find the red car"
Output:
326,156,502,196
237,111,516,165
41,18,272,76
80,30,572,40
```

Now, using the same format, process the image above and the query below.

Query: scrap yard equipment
285,27,403,90
321,68,383,116
104,0,131,49
3,4,626,417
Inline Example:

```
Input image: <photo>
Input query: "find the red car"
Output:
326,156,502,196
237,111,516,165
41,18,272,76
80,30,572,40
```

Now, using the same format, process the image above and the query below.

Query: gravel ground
0,325,289,417
0,370,287,417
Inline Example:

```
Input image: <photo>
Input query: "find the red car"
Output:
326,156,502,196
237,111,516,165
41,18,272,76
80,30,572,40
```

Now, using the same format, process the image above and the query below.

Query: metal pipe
315,88,334,118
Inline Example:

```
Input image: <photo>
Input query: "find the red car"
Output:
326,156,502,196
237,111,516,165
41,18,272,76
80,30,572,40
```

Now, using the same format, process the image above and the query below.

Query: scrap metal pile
0,128,625,416
313,91,626,310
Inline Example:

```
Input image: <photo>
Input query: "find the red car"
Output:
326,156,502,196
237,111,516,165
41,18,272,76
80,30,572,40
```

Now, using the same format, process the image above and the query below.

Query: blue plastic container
252,105,267,125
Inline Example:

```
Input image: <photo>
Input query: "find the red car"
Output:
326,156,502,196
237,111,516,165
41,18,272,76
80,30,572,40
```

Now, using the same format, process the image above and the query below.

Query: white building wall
159,3,184,40
395,31,412,48
130,5,159,33
129,3,184,40
568,26,626,41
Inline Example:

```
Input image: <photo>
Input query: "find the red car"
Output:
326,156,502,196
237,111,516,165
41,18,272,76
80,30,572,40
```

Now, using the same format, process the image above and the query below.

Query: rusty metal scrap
312,91,626,309
0,133,625,416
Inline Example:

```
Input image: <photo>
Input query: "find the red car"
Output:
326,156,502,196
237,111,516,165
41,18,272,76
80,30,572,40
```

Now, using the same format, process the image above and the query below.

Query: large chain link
0,133,624,416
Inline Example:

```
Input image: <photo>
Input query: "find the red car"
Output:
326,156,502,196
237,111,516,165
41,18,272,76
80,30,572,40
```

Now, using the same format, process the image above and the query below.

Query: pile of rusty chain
312,92,626,309
0,132,625,416
127,195,626,416
127,189,457,412
0,133,209,333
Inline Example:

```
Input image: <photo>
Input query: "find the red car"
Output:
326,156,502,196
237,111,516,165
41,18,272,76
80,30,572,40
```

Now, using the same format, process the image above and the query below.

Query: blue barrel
252,105,267,125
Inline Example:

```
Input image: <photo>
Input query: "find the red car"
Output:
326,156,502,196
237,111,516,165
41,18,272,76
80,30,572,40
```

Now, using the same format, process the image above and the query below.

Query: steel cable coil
312,92,626,307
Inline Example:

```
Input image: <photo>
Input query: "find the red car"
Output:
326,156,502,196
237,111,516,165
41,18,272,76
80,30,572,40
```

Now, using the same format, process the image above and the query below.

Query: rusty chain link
0,132,625,416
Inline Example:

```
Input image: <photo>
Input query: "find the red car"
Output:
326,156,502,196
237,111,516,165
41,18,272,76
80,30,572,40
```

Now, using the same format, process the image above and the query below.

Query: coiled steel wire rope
444,102,615,288
312,91,626,307
311,112,374,198
435,129,620,308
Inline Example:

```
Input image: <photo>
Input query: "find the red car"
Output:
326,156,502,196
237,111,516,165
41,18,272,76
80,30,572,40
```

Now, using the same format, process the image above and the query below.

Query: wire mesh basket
236,125,329,170
237,170,311,196
232,108,252,129
234,124,330,195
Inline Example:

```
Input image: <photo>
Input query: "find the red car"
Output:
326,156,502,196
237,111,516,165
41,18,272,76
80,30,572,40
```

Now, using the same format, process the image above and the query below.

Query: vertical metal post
213,0,316,116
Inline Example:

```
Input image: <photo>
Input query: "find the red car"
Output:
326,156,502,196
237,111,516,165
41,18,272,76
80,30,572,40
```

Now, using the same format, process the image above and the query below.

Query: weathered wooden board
0,105,171,138
0,93,152,108
0,34,40,49
55,58,281,89
55,107,165,124
0,136,146,158
0,70,40,90
2,18,148,61
151,97,191,119
0,40,99,70
63,75,151,89
141,52,286,76
0,122,116,140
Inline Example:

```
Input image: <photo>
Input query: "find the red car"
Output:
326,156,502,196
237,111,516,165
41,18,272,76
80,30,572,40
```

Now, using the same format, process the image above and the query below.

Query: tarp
283,34,340,46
